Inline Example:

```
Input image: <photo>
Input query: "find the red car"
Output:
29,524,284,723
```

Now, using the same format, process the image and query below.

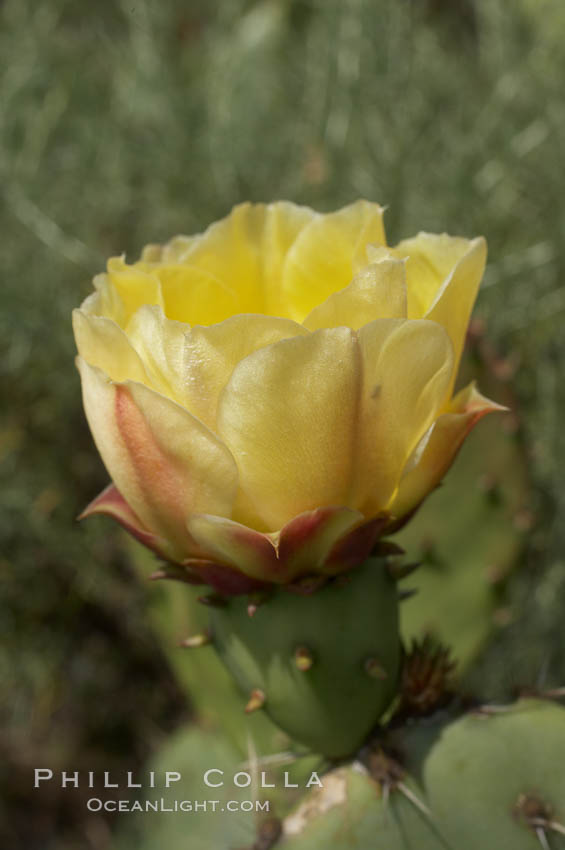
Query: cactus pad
277,765,447,850
424,698,565,849
210,557,401,758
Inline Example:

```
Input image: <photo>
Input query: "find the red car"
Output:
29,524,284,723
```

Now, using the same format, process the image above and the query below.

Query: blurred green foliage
2,0,565,847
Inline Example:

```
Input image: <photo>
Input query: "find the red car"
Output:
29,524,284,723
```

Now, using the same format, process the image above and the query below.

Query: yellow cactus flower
73,201,504,593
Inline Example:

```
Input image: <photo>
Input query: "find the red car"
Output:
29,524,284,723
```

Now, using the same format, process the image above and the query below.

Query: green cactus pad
210,558,401,758
113,724,258,850
277,765,447,850
113,727,445,850
424,698,565,849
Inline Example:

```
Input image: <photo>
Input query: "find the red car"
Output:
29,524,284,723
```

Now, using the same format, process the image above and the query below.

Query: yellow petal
124,305,189,406
354,319,455,516
425,237,486,384
281,200,386,321
76,358,238,558
217,328,360,531
354,241,399,273
106,256,165,325
181,314,308,430
178,203,263,312
140,234,197,264
74,306,189,406
73,309,149,383
86,273,127,325
390,382,506,520
391,233,474,316
303,257,407,331
179,201,316,317
156,264,239,325
256,201,317,315
392,233,487,384
139,243,163,263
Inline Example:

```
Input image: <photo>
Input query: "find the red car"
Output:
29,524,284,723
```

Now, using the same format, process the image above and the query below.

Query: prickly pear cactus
114,345,535,849
114,671,565,850
210,557,401,758
276,765,446,850
424,698,565,849
277,697,565,850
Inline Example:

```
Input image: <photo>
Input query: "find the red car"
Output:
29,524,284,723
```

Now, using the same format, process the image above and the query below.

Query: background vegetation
2,0,565,847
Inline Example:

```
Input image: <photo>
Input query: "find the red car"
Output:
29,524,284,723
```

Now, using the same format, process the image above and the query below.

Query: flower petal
86,274,127,324
354,319,455,516
106,256,165,325
184,560,269,595
79,483,173,560
178,202,315,317
73,309,149,383
389,233,475,316
140,234,197,264
282,200,386,321
156,264,240,325
390,382,507,520
76,358,239,559
124,305,189,405
276,507,366,576
425,237,487,385
303,257,407,331
181,314,308,430
324,515,389,573
217,327,360,530
187,509,389,584
186,514,281,581
256,201,317,315
392,233,487,384
175,203,262,313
